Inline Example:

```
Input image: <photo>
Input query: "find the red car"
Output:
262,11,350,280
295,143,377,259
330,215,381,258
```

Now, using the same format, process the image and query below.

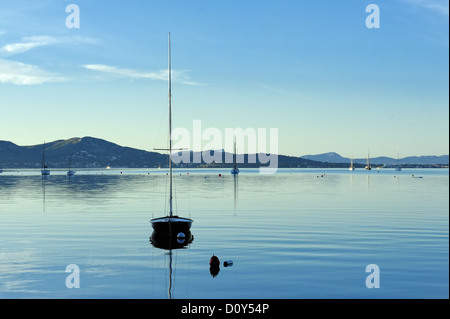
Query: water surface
0,168,448,298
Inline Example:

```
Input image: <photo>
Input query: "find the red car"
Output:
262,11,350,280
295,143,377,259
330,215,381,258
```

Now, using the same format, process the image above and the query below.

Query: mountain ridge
302,152,449,165
0,137,448,169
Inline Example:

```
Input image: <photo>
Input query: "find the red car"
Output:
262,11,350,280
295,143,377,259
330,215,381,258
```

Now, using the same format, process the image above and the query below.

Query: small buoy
223,260,233,267
210,255,220,267
219,173,221,177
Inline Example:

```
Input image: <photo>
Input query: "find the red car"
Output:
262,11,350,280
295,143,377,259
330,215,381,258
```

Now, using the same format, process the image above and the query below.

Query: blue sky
0,0,448,158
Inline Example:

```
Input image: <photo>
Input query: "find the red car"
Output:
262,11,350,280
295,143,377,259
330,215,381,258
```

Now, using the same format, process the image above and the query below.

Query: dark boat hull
150,216,193,235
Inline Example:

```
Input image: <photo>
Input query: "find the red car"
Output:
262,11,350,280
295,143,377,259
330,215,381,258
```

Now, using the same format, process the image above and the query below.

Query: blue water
0,168,448,298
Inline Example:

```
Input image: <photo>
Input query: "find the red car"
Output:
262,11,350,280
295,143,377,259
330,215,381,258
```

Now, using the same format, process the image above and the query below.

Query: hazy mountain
302,152,448,165
395,155,449,165
302,152,349,163
0,137,448,168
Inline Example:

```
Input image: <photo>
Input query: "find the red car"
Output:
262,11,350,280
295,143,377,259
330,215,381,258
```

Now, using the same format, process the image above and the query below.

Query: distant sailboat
365,151,372,170
231,137,239,175
67,158,76,176
349,155,355,171
395,150,402,171
41,142,50,176
150,33,193,235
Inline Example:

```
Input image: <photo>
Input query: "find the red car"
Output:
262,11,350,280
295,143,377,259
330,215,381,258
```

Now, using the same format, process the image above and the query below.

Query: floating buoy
210,255,220,267
219,173,221,177
223,260,233,267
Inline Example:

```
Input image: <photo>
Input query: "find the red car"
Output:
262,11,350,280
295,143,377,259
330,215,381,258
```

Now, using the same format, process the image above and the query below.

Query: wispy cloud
0,36,97,55
0,35,96,85
83,64,206,86
401,0,449,16
0,59,65,85
83,64,167,80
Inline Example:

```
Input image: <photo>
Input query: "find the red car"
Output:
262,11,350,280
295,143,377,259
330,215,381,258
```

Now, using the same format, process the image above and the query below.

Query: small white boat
395,150,401,171
365,151,371,170
349,155,355,171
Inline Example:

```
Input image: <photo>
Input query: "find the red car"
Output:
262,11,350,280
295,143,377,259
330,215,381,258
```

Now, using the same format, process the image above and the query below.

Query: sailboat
231,137,239,175
67,158,76,176
395,150,402,171
150,33,193,235
365,151,372,170
41,142,50,175
349,155,355,171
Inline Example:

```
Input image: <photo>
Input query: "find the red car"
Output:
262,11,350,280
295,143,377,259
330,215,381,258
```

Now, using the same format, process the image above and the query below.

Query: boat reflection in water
150,231,194,299
150,230,194,250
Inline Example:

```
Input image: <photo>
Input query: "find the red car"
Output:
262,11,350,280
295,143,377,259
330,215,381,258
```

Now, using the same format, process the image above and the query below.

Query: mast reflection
150,231,194,299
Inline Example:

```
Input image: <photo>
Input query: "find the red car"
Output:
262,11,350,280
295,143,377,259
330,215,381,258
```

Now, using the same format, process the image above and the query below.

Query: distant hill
0,137,338,169
0,137,448,168
302,152,349,163
302,152,449,166
0,137,167,168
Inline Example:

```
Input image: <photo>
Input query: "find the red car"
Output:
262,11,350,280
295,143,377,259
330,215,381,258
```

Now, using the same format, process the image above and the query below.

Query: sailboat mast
168,32,173,217
42,142,45,170
233,137,236,169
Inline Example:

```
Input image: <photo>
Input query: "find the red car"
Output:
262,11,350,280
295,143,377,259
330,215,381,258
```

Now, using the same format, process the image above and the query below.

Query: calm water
0,168,448,299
